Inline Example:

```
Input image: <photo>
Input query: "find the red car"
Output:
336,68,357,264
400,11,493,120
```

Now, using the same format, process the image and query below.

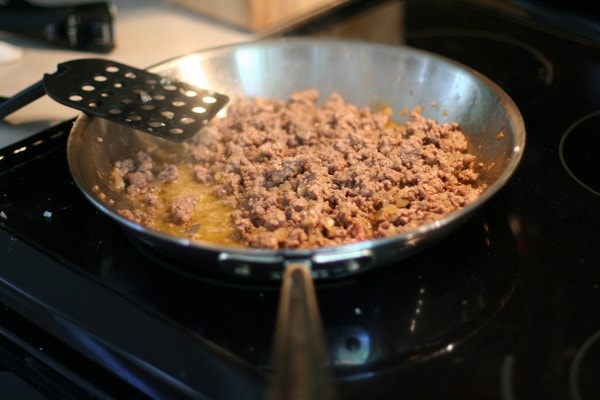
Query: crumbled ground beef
168,195,198,224
111,89,481,249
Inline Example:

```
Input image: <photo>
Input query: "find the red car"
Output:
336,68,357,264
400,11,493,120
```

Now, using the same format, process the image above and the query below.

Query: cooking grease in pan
108,89,482,249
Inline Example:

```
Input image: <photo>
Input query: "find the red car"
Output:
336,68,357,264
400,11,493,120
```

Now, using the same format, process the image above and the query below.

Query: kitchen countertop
0,0,254,148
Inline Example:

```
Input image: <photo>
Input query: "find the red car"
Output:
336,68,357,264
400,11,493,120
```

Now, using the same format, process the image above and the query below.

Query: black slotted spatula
0,58,229,142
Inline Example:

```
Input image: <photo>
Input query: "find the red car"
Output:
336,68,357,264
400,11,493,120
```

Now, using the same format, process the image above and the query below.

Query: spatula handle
0,80,46,119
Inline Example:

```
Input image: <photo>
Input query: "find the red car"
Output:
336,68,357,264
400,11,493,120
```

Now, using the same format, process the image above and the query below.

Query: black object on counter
0,0,115,53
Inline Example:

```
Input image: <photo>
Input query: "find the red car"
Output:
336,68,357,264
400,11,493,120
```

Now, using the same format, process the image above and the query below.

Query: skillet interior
66,38,525,280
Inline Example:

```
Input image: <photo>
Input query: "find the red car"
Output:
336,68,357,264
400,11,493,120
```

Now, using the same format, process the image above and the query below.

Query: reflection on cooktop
321,209,519,377
120,205,519,377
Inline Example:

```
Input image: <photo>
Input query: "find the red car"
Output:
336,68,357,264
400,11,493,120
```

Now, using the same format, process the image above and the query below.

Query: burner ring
559,110,600,197
570,328,600,400
406,28,554,98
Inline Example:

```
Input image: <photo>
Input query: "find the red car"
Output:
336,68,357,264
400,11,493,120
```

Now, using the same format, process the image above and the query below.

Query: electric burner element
405,29,553,99
570,328,600,400
559,110,600,197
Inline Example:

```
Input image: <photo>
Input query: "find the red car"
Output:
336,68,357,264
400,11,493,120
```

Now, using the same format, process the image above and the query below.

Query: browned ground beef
112,89,481,249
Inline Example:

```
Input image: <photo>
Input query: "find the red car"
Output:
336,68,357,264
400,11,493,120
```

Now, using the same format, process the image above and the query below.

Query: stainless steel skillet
66,38,525,398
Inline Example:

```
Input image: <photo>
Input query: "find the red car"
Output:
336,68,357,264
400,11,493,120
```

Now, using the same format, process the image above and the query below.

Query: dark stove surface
1,1,599,399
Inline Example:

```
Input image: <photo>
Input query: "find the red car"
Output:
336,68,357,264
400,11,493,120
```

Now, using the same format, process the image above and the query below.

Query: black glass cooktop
1,1,599,399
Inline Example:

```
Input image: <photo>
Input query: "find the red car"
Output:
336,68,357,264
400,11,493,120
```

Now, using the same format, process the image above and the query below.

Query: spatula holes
124,71,137,79
105,66,119,73
81,84,95,92
183,89,197,98
94,75,108,82
163,84,177,91
108,107,123,115
148,120,165,128
202,95,217,104
169,127,184,135
172,100,186,107
153,94,166,101
179,117,195,125
140,104,155,111
161,110,175,119
145,78,158,85
100,90,112,98
69,94,83,102
113,81,125,89
119,96,134,105
126,113,142,122
192,106,207,114
88,100,101,108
